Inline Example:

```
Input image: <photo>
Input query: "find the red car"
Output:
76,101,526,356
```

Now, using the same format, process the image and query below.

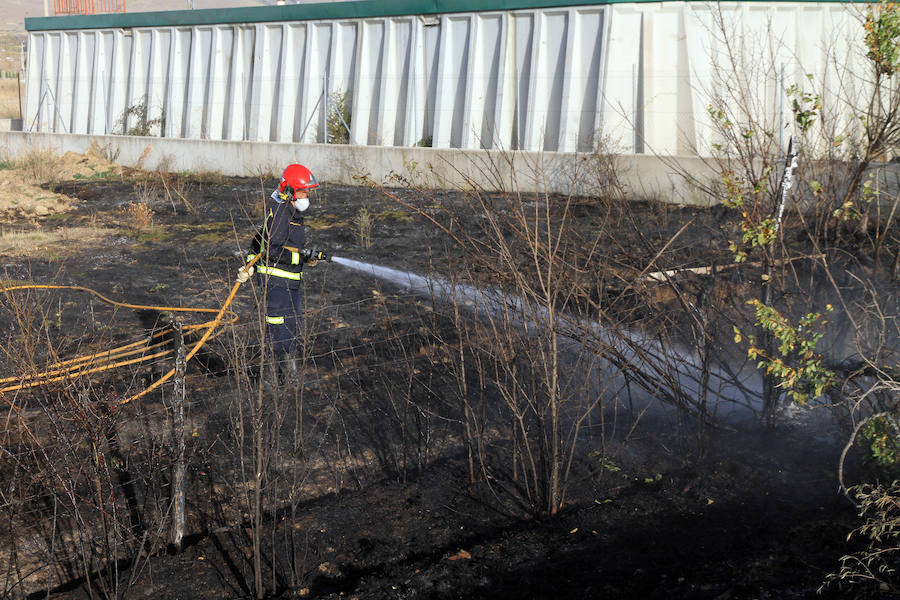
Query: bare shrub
115,99,164,136
250,161,280,182
15,145,62,189
683,4,900,593
354,207,374,248
326,89,351,144
824,481,900,595
133,182,159,206
369,154,733,516
0,286,168,598
121,201,154,231
157,171,196,215
88,140,121,164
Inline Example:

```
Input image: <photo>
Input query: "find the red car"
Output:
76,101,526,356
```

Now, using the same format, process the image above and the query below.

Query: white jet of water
331,255,762,418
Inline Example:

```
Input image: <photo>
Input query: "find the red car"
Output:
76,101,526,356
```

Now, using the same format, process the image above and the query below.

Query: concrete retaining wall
0,131,721,204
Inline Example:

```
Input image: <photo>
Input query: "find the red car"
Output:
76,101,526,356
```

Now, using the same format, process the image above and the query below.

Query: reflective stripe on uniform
256,265,302,280
283,246,301,265
246,254,256,263
266,315,285,325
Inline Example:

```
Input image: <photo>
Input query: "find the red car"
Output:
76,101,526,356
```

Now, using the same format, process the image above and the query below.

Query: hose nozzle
302,248,329,262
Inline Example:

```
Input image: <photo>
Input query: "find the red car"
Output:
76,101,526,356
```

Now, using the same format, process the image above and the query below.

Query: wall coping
25,0,864,32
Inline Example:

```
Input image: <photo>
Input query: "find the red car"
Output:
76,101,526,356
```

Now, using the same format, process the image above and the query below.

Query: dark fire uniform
247,198,308,357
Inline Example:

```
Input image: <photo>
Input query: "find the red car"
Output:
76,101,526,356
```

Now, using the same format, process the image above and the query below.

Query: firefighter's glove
303,248,328,265
236,265,254,283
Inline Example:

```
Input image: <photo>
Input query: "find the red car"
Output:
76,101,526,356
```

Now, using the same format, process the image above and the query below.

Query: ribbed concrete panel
560,8,604,152
512,11,534,150
601,7,641,152
273,24,298,143
356,19,386,145
461,13,503,150
23,2,871,156
165,29,189,138
432,15,471,149
401,18,425,147
25,34,42,130
185,27,211,140
109,30,131,135
124,30,147,134
73,33,93,134
538,10,568,151
298,23,328,143
643,6,679,155
56,33,76,134
149,29,172,137
422,21,440,145
378,19,408,146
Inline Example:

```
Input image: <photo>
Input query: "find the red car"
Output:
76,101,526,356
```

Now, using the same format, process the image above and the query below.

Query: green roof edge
24,0,870,32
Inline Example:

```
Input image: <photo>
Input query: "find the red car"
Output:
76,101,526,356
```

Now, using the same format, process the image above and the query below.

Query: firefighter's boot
261,359,280,394
278,354,300,388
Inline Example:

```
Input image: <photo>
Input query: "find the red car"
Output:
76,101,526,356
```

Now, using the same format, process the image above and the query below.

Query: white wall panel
72,32,93,134
57,33,77,134
90,31,114,135
148,29,170,137
558,8,601,152
601,8,641,153
25,3,872,157
400,18,425,147
377,19,405,146
184,27,210,139
422,21,441,145
512,12,535,150
109,30,131,135
24,33,43,131
538,10,568,151
124,30,148,134
465,13,503,149
432,15,471,149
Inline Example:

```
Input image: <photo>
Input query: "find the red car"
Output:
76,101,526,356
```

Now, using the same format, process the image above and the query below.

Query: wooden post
170,318,187,550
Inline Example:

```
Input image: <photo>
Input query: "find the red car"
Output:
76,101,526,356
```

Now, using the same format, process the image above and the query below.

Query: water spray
332,256,449,296
329,254,762,418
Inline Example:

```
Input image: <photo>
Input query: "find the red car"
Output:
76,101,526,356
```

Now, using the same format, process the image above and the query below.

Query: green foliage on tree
863,416,900,469
734,301,835,404
785,77,821,134
326,90,352,144
864,0,900,77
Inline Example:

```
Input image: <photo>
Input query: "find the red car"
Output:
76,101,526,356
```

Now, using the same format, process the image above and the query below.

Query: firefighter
236,163,326,383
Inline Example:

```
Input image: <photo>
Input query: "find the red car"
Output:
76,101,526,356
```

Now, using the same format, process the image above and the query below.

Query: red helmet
276,163,318,202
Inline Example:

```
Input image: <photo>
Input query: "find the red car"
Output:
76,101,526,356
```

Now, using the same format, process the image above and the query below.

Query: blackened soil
95,426,859,600
3,175,876,600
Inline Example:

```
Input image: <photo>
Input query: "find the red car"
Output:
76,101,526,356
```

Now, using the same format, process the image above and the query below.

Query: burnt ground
0,172,886,600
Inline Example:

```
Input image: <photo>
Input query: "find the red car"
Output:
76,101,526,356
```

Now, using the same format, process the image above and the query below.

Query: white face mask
292,197,309,212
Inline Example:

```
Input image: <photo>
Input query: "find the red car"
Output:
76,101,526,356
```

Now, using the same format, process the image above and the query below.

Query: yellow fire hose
0,253,260,410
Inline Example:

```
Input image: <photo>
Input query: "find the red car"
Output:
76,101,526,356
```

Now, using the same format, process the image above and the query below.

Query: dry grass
0,34,24,120
133,182,160,206
15,145,62,187
121,202,154,231
0,78,23,120
0,226,110,256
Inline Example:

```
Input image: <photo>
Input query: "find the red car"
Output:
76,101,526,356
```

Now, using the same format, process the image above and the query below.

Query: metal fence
54,0,125,16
